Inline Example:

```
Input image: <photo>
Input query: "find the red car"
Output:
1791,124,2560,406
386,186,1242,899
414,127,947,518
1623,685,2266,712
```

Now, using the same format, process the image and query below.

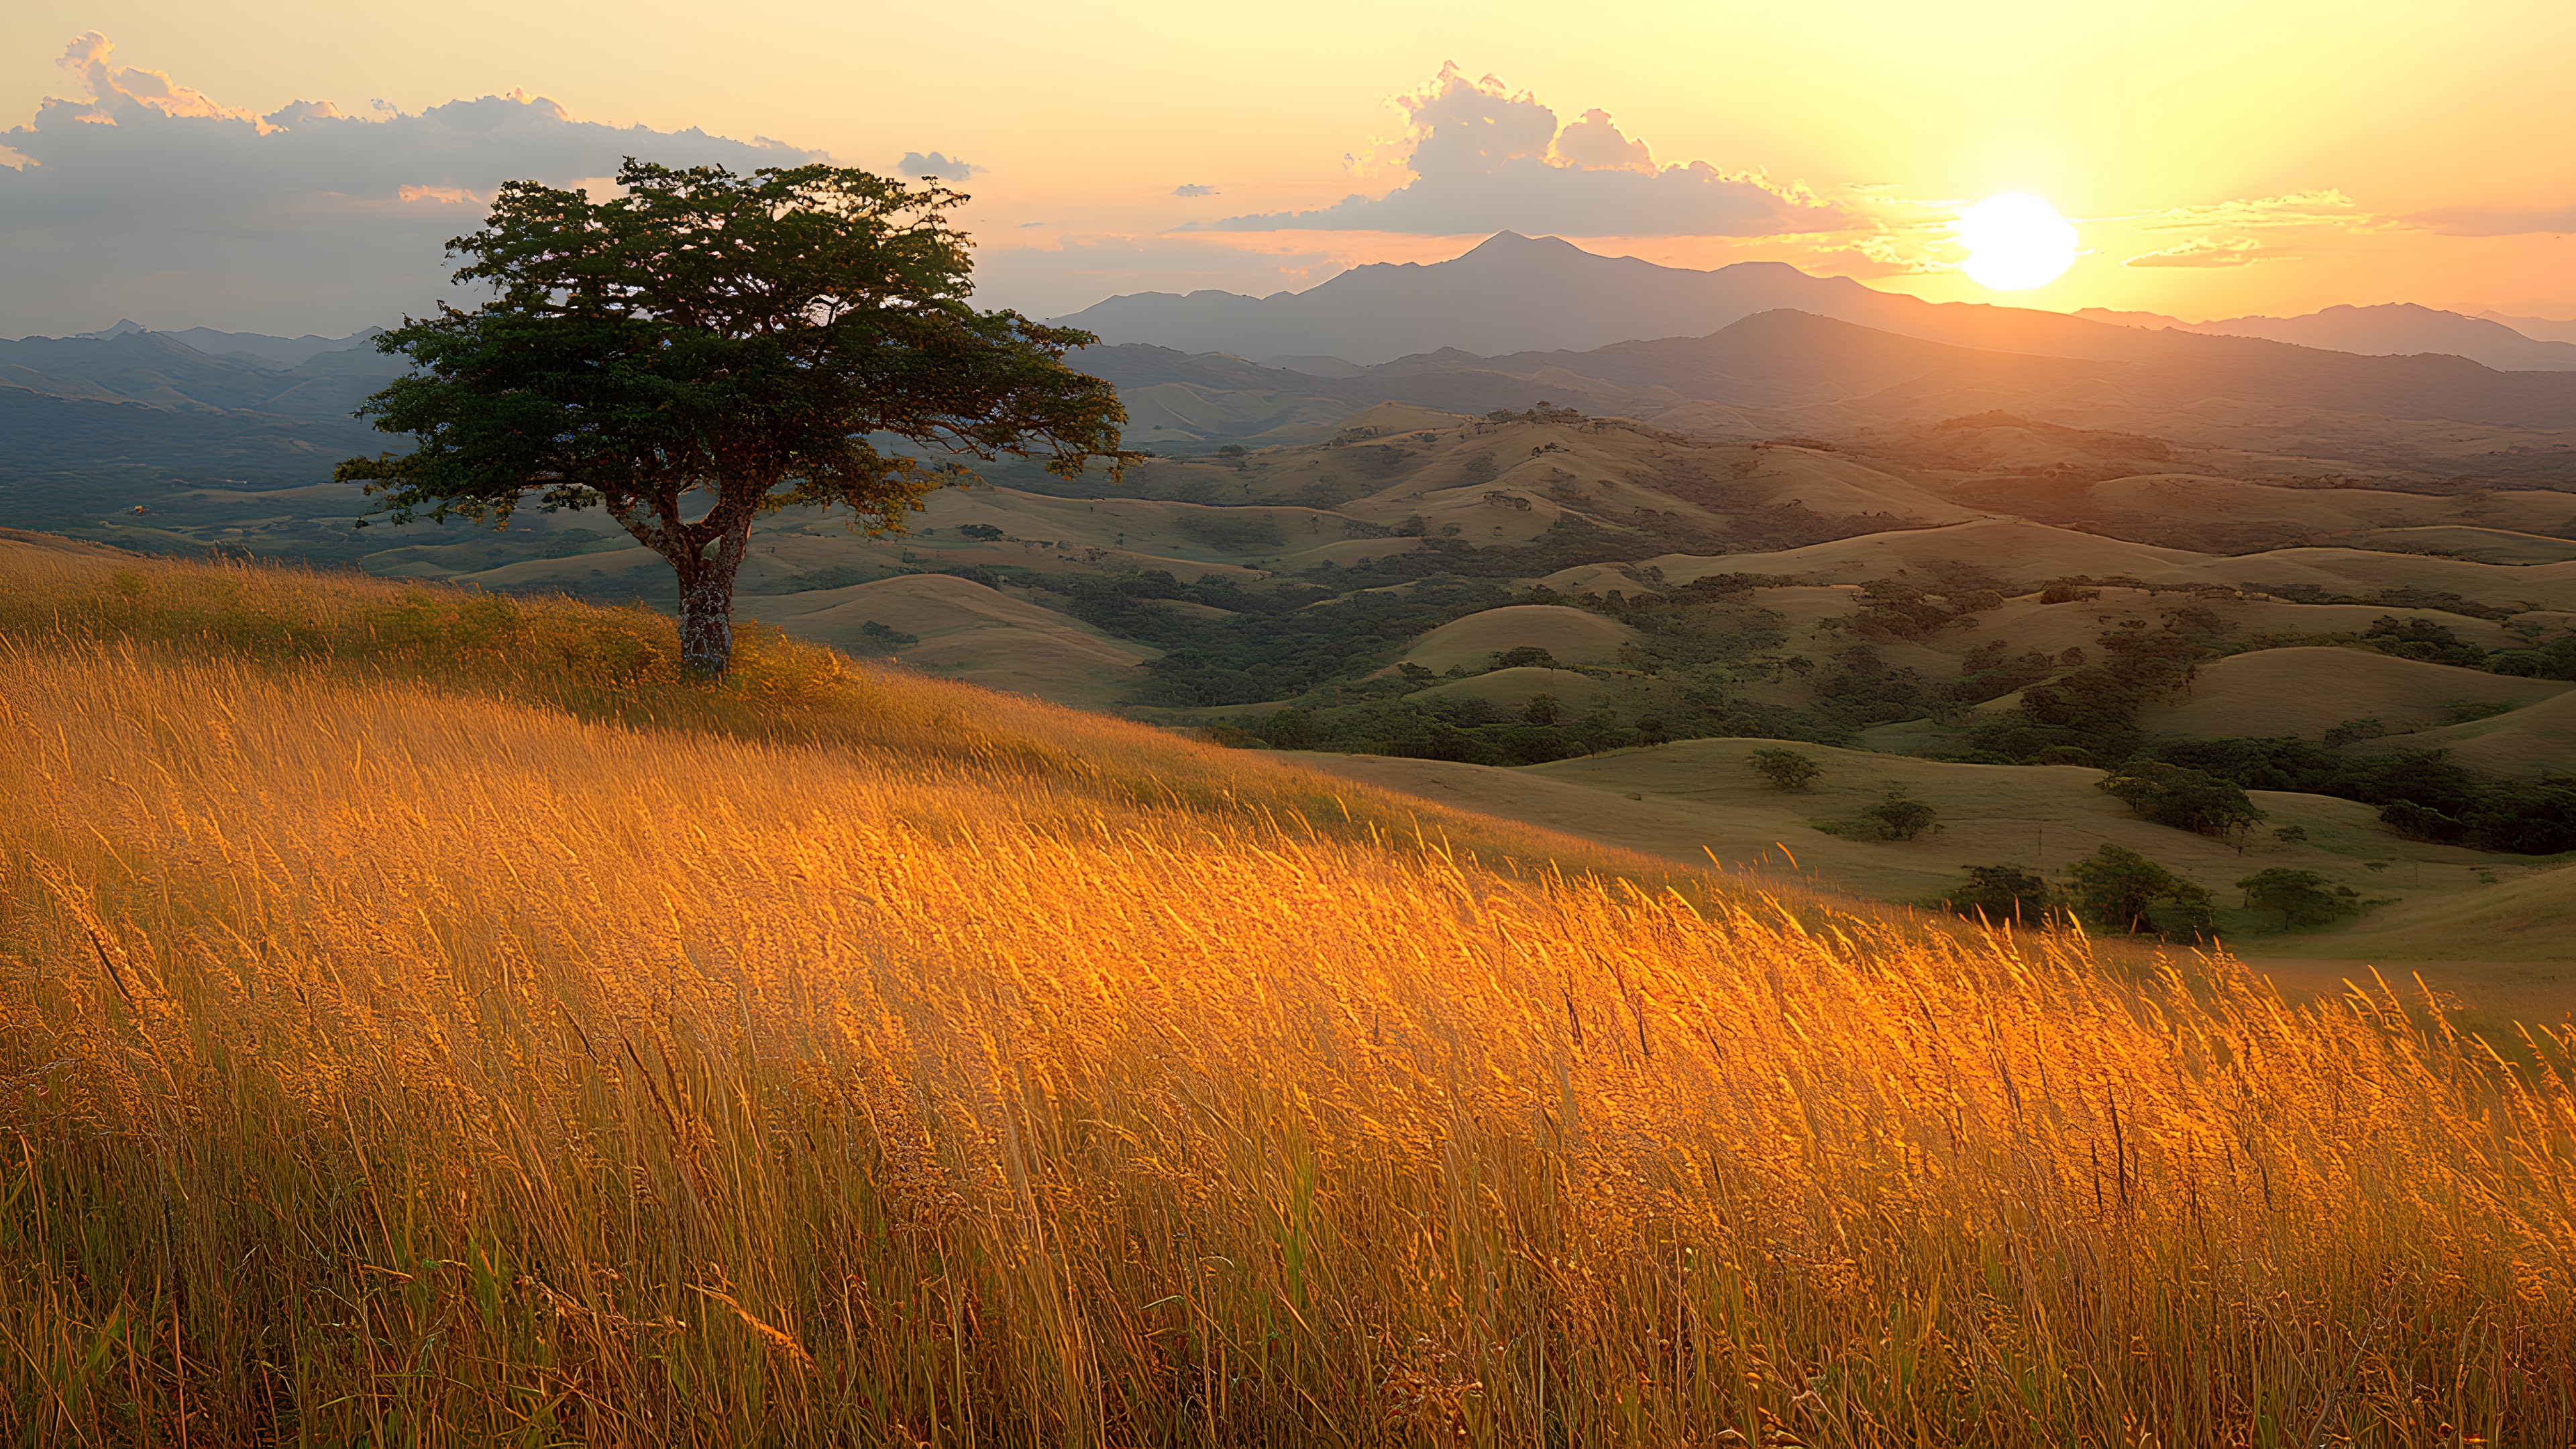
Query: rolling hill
2139,647,2573,745
13,529,2573,1443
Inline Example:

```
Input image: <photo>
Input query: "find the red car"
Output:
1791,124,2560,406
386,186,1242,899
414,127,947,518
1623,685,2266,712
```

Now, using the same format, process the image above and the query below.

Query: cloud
1203,64,1847,237
2404,202,2576,237
1172,183,1218,197
898,151,978,180
0,33,818,335
2106,191,2369,272
2123,237,2276,269
2135,189,2368,233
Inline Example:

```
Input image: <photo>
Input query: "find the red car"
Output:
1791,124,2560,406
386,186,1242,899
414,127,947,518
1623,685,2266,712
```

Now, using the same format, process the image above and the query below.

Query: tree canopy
337,158,1129,676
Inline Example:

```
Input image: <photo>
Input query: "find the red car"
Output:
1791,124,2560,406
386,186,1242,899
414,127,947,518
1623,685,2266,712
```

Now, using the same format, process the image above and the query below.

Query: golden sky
5,0,2573,329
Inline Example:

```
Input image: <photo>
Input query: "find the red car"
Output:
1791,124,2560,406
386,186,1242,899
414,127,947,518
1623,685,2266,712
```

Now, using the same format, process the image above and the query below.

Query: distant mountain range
2,327,402,419
2076,302,2576,372
1073,307,2576,437
1057,231,2576,374
70,319,384,369
9,246,2576,534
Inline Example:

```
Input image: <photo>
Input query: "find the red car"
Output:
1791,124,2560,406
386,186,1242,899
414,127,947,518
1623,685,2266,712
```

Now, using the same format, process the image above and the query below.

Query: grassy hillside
2142,647,2574,743
9,537,2576,1444
1298,736,2575,967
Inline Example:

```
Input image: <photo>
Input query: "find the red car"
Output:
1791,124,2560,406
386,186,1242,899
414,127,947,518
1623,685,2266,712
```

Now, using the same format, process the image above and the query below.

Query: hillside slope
9,529,2576,1444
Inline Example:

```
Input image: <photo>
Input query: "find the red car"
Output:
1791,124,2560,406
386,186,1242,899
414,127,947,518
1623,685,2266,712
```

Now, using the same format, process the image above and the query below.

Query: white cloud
0,34,818,336
1205,64,1847,237
898,151,978,180
1173,183,1218,197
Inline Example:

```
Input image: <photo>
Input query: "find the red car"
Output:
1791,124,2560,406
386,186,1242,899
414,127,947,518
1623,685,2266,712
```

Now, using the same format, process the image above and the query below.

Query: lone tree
338,160,1128,678
1747,748,1821,792
1862,788,1939,842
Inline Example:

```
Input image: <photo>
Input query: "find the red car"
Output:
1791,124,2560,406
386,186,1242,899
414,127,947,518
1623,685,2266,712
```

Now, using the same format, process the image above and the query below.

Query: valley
5,238,2572,973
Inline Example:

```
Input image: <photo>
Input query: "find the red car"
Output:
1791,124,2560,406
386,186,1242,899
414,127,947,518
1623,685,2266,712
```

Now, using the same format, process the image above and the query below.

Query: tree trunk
678,562,735,679
667,514,756,680
602,488,759,681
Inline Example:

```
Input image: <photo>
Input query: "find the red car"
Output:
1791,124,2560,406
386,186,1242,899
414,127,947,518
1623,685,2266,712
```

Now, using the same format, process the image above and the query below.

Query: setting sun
1955,192,2079,291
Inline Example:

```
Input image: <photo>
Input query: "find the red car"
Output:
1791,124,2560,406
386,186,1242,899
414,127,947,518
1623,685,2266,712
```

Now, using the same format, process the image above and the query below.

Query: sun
1955,193,2078,291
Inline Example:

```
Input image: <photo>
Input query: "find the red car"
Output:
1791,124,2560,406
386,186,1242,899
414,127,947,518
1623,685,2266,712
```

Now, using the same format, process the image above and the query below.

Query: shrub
1748,748,1821,792
2070,843,2216,937
1258,706,1321,751
1491,645,1558,670
1864,789,1940,841
857,619,918,649
1943,865,2059,925
2237,868,2361,928
957,522,1004,540
1523,692,1561,726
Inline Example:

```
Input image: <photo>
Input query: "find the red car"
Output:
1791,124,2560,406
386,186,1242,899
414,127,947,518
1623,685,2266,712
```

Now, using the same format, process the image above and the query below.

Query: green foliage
1257,706,1321,751
857,619,918,648
956,522,1005,541
2359,614,2489,668
2488,633,2576,680
336,159,1128,676
2097,761,2266,842
1492,645,1560,670
1862,789,1939,841
1177,511,1285,553
1972,620,2214,763
2138,737,2576,855
2236,868,2361,928
1523,692,1561,725
1748,749,1822,792
1035,570,1509,707
2068,844,2216,938
1943,865,2060,925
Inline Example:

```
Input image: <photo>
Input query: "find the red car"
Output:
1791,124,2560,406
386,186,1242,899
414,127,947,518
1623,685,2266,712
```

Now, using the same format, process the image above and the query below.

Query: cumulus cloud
1203,64,1847,237
898,151,978,180
2404,202,2576,237
1172,183,1218,197
0,33,818,336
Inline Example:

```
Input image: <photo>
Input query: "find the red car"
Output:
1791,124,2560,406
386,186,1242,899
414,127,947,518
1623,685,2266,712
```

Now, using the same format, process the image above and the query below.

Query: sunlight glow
1955,193,2079,291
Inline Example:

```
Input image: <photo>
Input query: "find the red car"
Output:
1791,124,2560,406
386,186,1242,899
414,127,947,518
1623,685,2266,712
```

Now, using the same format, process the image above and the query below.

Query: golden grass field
7,533,2576,1447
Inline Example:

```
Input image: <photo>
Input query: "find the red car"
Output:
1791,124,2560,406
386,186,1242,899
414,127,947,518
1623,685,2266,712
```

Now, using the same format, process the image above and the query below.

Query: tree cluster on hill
2095,761,2265,845
2137,737,2576,855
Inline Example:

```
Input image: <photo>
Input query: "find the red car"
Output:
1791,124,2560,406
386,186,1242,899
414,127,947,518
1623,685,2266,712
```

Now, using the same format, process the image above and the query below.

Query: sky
3,0,2573,337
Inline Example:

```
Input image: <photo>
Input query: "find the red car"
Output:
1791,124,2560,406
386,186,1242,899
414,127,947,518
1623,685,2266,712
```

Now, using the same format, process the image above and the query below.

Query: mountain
2074,302,2576,372
1061,233,2576,382
2484,311,2576,346
1071,308,2576,452
0,328,404,419
64,320,381,368
1053,231,2206,367
1052,232,1878,362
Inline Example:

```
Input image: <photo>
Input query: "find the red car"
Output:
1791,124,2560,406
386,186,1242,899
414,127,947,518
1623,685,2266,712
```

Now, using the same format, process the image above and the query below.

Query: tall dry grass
4,537,2575,1446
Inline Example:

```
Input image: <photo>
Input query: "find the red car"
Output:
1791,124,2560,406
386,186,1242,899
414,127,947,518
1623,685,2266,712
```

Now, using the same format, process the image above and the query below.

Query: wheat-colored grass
4,537,2575,1447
